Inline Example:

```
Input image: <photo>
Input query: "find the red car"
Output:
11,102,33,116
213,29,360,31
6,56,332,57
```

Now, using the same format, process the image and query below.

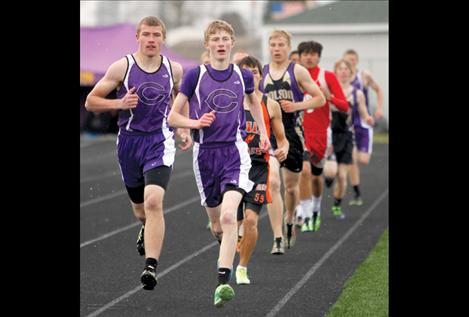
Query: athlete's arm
279,64,325,113
267,98,289,162
168,67,216,130
325,71,349,112
246,92,271,153
170,61,192,150
168,92,215,129
85,58,137,113
357,90,374,126
363,70,384,120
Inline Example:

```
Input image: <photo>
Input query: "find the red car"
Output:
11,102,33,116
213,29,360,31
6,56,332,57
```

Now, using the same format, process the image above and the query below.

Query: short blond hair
334,59,353,74
204,20,235,43
268,29,292,47
137,16,167,39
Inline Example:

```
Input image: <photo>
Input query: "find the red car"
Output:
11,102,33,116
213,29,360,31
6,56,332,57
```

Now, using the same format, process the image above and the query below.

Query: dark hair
297,41,323,58
237,55,263,76
289,50,298,58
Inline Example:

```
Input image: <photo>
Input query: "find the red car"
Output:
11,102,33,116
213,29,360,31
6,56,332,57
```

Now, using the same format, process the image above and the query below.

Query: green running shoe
136,224,145,256
236,267,250,285
214,284,235,307
332,206,345,220
349,197,363,206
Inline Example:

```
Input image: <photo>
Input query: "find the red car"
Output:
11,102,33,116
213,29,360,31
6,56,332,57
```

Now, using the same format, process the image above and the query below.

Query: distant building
262,0,389,127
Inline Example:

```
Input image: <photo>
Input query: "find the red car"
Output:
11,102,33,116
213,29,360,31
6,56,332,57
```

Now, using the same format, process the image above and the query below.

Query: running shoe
235,267,250,285
214,284,235,307
312,211,321,231
332,206,345,219
349,197,363,206
140,265,157,290
271,238,285,255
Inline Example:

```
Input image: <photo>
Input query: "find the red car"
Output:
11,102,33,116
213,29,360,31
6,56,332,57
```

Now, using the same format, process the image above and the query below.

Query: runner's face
299,52,320,69
289,53,299,63
243,65,261,90
137,24,164,57
269,37,290,63
344,54,358,69
336,62,351,84
206,30,233,62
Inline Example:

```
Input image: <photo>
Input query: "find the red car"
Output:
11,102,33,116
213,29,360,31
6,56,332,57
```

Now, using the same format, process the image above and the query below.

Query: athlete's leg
238,209,259,267
281,168,300,225
218,190,244,269
142,185,166,261
334,163,350,199
266,157,284,240
131,202,145,222
298,159,313,224
206,206,222,242
357,151,371,165
332,163,350,219
323,159,338,187
349,146,360,188
126,186,146,256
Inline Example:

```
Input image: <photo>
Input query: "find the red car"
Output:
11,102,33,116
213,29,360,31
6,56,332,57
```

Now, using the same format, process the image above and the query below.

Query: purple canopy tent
80,23,199,86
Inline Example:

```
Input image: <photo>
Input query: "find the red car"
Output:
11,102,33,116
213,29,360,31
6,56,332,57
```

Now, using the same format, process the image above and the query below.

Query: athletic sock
145,257,158,268
353,185,361,198
218,267,231,285
334,198,342,207
312,196,322,215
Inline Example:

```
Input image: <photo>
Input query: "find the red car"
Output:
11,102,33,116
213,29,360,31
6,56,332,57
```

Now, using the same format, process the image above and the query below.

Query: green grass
373,132,389,144
325,229,388,317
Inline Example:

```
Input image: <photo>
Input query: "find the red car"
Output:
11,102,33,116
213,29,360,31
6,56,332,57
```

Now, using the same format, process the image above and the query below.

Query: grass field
373,132,389,144
325,229,389,317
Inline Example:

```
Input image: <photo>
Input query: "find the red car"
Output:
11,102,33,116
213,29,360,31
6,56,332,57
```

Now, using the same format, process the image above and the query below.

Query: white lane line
80,190,127,208
80,169,194,208
80,195,200,248
85,241,218,317
84,213,269,317
265,189,388,317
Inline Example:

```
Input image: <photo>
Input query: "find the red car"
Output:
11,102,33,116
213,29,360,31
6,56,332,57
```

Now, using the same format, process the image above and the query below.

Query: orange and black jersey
244,95,271,165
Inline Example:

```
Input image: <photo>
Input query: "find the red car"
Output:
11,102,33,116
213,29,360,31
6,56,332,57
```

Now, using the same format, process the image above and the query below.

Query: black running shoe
136,225,145,256
141,265,157,290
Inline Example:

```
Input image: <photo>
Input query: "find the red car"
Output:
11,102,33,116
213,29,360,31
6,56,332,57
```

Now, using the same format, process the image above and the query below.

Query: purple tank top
351,70,369,110
188,64,248,144
116,54,174,134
